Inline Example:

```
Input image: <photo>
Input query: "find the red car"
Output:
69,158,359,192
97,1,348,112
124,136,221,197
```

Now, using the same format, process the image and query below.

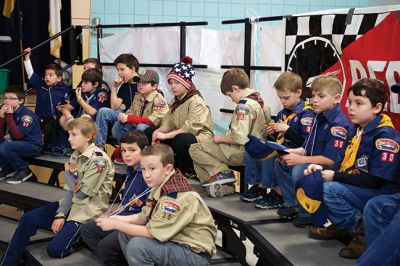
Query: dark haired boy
81,131,149,266
190,68,270,198
95,144,217,266
0,86,42,184
23,47,71,152
58,68,110,128
95,53,139,152
305,78,400,259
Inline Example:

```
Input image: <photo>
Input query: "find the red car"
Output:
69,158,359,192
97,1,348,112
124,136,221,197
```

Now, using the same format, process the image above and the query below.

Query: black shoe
6,169,33,184
277,205,299,220
293,216,313,228
240,185,266,202
0,166,16,181
255,190,285,209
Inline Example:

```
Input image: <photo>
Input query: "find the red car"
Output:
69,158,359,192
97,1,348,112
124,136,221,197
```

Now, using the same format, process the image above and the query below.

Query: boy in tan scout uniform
95,144,217,266
1,117,115,265
113,69,168,143
190,68,270,198
151,57,213,178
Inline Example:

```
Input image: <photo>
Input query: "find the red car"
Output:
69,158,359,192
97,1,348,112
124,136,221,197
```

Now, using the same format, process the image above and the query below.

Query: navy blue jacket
120,166,149,216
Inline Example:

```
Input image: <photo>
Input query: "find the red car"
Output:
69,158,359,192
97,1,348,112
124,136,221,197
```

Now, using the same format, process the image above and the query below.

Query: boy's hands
23,47,32,61
304,164,323,175
273,122,289,133
51,218,65,234
113,77,123,89
281,152,304,166
95,217,119,231
118,113,128,123
75,87,82,98
265,124,275,135
0,104,11,117
303,164,334,181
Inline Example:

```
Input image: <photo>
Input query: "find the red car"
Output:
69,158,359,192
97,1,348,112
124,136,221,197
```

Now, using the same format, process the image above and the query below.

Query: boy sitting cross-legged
0,117,115,265
81,130,149,266
95,144,217,266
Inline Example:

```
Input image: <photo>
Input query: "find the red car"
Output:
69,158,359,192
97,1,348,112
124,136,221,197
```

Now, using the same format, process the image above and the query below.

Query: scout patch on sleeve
94,159,106,173
301,117,313,126
97,91,108,103
128,195,143,207
376,138,400,153
21,115,33,127
235,106,250,121
160,200,181,215
154,99,166,112
330,126,347,139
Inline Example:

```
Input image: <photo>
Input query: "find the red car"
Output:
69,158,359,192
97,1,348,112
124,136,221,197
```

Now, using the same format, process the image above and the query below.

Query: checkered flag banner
283,6,400,130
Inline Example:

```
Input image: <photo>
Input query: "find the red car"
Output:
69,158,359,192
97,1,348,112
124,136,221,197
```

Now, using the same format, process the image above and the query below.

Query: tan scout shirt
161,94,213,143
64,143,115,223
230,88,269,145
125,90,169,127
139,173,217,256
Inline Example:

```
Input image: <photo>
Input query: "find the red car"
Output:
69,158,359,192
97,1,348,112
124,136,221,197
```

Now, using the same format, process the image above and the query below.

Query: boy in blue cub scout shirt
58,68,110,129
95,54,139,149
81,131,149,266
23,47,71,153
305,78,400,259
275,74,351,227
0,86,42,184
243,71,315,210
0,117,114,265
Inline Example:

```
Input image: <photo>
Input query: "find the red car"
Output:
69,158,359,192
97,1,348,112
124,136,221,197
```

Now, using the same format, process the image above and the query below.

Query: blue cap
245,136,275,160
296,170,329,227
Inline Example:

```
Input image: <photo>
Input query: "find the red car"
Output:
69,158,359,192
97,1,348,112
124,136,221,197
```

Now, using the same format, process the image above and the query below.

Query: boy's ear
232,85,240,91
334,93,341,103
94,81,100,88
373,102,383,114
57,76,62,83
165,163,174,173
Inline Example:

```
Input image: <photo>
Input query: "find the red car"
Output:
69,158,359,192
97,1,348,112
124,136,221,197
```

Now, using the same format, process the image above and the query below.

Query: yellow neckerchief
339,114,394,173
262,102,312,160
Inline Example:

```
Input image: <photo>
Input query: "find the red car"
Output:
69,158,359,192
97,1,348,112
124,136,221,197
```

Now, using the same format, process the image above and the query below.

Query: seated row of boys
1,117,217,266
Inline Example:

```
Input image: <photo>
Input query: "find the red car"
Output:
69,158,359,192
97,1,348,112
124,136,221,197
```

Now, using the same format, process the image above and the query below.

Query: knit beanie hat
167,56,195,89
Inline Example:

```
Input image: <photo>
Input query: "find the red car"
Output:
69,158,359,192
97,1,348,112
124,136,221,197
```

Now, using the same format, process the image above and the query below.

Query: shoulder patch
21,115,33,127
376,138,400,153
235,106,250,120
301,117,313,126
94,158,106,173
154,99,166,111
160,200,181,214
330,126,347,139
97,91,108,103
238,99,247,104
95,151,103,157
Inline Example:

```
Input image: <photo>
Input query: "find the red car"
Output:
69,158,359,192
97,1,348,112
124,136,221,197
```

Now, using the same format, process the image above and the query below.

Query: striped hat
167,56,195,89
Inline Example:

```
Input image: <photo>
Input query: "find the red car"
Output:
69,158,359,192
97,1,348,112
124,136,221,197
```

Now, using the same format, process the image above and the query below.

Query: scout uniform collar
321,104,341,123
149,169,191,200
142,90,158,103
71,143,98,159
339,114,394,173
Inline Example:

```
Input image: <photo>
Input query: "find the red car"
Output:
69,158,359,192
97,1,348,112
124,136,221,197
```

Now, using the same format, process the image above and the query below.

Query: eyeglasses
3,97,20,101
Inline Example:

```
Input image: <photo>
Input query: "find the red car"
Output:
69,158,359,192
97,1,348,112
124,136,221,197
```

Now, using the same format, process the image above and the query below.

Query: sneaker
309,224,352,244
240,185,266,202
277,205,299,220
293,216,313,228
7,169,33,184
51,146,66,157
203,170,236,188
112,147,126,165
0,166,16,181
206,183,236,198
255,190,285,209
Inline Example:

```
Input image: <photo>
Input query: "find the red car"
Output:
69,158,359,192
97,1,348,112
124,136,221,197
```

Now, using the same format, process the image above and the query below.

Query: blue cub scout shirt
28,73,71,121
70,85,111,119
304,104,352,165
9,105,42,146
275,100,315,148
346,114,400,184
120,166,149,216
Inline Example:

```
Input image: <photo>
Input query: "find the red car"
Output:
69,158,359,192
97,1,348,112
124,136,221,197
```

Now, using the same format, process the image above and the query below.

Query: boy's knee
46,244,65,258
126,237,148,256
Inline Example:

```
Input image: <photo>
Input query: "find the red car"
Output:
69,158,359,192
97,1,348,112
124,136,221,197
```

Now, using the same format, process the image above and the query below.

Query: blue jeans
274,161,309,208
118,233,210,266
355,193,400,266
244,152,276,187
323,182,396,233
1,202,82,265
95,107,120,147
112,121,149,143
0,140,41,171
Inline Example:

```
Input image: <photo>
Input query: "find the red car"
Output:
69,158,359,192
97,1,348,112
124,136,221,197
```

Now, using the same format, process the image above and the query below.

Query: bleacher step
26,242,101,266
0,217,53,244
